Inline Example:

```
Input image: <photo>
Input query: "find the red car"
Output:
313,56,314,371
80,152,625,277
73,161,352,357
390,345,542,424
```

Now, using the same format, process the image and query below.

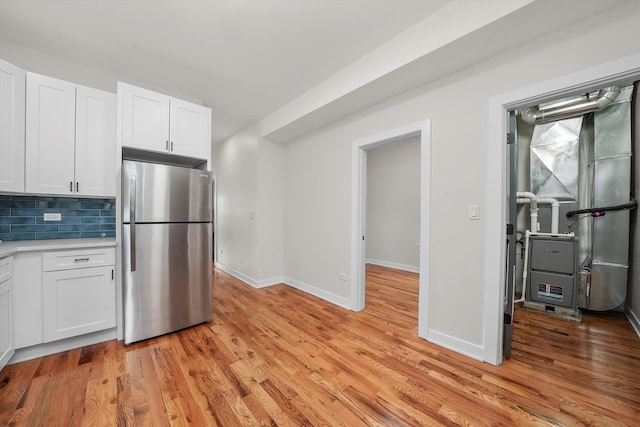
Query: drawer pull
74,258,90,263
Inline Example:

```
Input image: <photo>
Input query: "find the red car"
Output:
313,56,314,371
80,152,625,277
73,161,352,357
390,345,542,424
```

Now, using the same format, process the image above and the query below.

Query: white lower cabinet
13,252,43,348
41,247,116,343
13,246,116,353
0,257,15,370
43,266,115,342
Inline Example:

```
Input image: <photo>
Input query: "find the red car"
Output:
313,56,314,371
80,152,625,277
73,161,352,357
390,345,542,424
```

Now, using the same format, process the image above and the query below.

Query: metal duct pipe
519,86,621,124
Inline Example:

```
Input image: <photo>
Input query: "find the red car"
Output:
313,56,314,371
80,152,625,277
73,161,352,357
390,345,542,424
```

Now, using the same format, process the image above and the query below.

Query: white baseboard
215,263,282,289
425,329,484,362
366,258,420,274
257,276,285,288
10,328,117,364
284,276,352,310
625,305,640,339
216,263,258,287
217,263,351,309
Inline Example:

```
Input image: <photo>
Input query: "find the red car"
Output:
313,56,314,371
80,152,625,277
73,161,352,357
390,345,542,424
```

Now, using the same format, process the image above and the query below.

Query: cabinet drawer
0,257,13,284
43,248,115,272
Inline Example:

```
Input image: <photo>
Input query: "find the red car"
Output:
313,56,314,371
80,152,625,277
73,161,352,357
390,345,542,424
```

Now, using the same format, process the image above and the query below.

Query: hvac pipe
517,191,539,232
517,196,560,234
515,230,533,304
515,193,560,304
519,86,621,124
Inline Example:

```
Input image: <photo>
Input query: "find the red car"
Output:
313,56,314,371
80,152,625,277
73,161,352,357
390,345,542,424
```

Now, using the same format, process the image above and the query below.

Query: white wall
213,124,285,286
0,39,117,93
213,124,259,280
256,138,285,284
0,38,205,104
281,1,640,352
366,136,420,272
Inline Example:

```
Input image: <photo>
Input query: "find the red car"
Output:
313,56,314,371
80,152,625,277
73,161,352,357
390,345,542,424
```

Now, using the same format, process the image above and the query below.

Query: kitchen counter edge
0,238,117,259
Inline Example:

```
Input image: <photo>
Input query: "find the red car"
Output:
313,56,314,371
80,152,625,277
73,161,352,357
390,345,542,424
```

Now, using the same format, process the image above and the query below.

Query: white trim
10,328,116,364
215,262,259,288
284,277,352,310
485,52,640,366
211,174,217,264
625,305,640,339
427,330,484,362
350,119,431,340
257,276,285,288
366,258,420,274
215,262,282,289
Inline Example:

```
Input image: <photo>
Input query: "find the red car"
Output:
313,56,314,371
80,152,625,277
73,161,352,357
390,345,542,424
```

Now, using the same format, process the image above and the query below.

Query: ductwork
519,86,621,124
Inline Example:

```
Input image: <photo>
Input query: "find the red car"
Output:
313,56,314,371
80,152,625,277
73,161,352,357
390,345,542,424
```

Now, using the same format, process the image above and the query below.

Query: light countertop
0,238,117,259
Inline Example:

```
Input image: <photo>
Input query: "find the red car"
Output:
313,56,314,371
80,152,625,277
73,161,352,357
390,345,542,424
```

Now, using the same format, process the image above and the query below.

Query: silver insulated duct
525,85,635,311
587,86,633,310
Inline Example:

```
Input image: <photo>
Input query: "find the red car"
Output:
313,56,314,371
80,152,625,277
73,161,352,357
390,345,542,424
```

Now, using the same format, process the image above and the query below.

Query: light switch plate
468,205,480,220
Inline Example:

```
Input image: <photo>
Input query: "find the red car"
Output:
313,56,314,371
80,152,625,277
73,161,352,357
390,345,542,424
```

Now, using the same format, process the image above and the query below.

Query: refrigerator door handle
130,175,137,272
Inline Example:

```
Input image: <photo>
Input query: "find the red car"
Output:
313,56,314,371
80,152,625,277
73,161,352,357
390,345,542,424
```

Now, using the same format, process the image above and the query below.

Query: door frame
211,174,217,262
484,52,640,365
350,120,431,338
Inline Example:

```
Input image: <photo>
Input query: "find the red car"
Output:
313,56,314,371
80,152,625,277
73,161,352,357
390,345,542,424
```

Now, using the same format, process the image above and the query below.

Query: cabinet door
120,82,170,153
169,98,211,159
25,73,76,195
13,253,43,349
0,60,26,193
0,275,15,370
75,85,116,197
43,266,116,342
0,256,15,370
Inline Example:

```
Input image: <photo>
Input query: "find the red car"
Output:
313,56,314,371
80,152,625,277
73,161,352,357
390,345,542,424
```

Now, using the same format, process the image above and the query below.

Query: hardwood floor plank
1,263,639,425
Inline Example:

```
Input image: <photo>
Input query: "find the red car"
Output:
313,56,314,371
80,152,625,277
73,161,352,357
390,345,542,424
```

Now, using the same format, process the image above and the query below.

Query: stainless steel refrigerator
122,160,212,344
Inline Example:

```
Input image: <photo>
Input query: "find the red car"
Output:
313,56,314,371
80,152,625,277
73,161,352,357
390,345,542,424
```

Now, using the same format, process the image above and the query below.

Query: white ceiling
0,0,630,143
0,0,450,142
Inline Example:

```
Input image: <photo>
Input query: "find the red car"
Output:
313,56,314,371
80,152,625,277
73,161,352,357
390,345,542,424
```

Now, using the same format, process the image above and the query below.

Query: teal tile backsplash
0,195,115,241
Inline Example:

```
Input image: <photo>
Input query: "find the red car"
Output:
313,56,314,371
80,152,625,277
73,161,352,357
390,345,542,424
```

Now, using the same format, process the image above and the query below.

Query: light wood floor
1,264,639,426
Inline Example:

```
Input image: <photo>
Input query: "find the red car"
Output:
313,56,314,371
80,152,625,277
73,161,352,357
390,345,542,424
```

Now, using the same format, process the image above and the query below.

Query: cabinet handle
74,258,90,263
69,181,73,192
76,182,79,192
166,140,169,151
170,141,174,152
112,269,114,280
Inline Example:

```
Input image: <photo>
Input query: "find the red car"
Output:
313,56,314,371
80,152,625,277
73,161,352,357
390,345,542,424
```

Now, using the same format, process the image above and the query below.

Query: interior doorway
350,120,431,340
485,53,640,365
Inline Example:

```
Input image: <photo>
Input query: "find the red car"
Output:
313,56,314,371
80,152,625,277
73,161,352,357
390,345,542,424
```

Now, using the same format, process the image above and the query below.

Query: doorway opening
485,53,640,365
350,120,431,340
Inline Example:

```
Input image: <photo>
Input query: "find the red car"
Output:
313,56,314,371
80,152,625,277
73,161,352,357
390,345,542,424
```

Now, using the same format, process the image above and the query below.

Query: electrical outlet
44,213,61,221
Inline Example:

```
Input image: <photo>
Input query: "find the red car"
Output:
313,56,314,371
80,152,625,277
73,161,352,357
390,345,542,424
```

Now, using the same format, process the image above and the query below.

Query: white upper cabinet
26,73,116,197
0,60,26,193
169,98,211,159
75,85,117,197
120,82,211,161
120,83,170,153
26,73,76,195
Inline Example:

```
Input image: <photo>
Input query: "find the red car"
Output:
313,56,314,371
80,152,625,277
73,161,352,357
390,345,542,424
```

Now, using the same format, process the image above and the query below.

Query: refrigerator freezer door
122,160,212,223
122,222,212,344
